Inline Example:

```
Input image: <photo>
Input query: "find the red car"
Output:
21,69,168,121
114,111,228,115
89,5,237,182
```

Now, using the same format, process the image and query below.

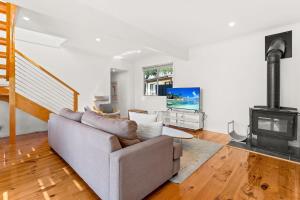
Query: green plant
144,68,157,79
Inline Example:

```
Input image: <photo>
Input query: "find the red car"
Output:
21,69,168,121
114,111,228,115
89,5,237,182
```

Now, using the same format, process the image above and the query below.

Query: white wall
133,22,300,147
0,102,47,138
111,70,134,117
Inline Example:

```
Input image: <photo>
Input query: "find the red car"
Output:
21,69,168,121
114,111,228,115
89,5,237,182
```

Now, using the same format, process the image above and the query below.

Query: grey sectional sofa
48,111,182,200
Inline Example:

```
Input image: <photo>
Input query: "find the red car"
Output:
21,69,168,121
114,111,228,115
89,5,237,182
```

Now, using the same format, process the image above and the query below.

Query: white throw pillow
137,121,163,140
129,112,157,123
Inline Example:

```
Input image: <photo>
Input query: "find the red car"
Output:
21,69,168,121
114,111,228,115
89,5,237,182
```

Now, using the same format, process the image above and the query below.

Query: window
144,63,173,96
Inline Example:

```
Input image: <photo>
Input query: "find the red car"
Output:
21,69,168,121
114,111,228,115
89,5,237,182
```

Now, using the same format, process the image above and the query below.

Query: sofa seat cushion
173,143,183,160
81,111,140,147
59,108,83,122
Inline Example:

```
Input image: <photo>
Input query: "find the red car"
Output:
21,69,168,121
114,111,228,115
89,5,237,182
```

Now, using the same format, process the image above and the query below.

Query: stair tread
0,8,6,14
0,21,6,31
0,64,6,69
0,6,6,14
0,52,6,58
0,75,7,81
0,1,6,13
0,37,7,45
0,1,6,7
0,85,9,95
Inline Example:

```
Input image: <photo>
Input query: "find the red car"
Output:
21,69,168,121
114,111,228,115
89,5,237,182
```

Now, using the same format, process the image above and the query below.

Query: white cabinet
162,110,205,131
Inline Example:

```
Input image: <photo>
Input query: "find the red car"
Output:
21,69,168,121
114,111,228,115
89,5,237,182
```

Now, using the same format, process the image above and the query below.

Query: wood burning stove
249,32,299,153
250,107,298,153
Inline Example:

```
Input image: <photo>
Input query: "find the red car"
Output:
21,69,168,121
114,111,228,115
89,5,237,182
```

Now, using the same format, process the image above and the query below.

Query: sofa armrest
109,136,174,200
173,142,183,160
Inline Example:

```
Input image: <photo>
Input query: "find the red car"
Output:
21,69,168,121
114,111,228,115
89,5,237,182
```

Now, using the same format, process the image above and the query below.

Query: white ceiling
16,27,67,48
79,0,300,47
10,0,300,60
15,7,170,61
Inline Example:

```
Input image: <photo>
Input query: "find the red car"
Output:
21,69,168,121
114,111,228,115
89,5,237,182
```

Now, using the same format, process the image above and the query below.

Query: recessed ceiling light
144,47,161,53
23,16,30,21
228,21,236,27
121,50,142,56
113,55,123,60
95,38,101,42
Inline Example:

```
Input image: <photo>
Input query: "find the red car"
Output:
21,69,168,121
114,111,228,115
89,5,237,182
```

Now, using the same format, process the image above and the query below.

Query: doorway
110,68,131,117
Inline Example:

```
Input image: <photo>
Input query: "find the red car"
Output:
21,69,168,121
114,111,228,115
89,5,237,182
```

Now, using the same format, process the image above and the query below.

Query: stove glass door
257,117,288,132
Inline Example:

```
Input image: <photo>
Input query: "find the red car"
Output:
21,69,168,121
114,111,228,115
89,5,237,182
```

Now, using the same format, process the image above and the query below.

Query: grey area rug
170,138,223,184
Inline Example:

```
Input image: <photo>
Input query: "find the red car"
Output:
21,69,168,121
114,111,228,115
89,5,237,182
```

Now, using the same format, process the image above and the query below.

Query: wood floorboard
0,131,299,200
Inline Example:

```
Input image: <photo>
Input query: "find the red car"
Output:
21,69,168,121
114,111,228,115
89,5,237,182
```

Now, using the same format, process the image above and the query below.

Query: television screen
166,87,200,111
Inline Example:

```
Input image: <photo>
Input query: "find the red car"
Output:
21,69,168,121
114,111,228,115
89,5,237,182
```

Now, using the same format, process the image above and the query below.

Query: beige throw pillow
129,112,157,123
137,121,163,140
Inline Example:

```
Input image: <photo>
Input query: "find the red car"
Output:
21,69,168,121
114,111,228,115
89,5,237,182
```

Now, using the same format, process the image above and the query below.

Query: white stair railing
15,50,79,113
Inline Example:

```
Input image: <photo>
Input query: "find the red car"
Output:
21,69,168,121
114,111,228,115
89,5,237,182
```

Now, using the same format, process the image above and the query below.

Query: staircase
0,2,79,144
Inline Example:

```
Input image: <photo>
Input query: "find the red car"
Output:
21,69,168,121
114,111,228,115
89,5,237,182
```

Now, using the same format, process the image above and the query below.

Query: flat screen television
166,87,201,111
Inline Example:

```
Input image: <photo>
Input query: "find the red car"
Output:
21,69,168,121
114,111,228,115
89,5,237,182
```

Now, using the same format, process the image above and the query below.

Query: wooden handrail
15,49,80,95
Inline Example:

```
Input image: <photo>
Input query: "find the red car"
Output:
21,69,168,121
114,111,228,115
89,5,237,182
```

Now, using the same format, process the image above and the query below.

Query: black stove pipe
266,38,286,109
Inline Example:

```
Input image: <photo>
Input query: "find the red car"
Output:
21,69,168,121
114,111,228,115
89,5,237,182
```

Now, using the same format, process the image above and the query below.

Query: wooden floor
0,131,299,200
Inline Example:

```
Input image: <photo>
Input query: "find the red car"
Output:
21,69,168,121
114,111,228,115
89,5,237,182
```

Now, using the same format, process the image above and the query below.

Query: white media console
162,109,205,131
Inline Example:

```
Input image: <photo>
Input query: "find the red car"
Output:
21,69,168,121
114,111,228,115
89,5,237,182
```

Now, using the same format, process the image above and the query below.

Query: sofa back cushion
59,108,83,122
82,111,139,143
